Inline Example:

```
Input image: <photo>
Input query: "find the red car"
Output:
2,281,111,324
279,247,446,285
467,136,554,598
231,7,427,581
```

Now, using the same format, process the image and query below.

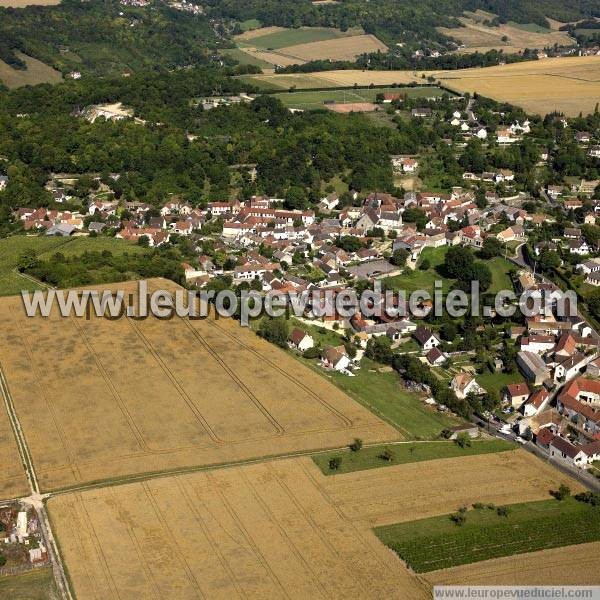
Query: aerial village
8,95,600,479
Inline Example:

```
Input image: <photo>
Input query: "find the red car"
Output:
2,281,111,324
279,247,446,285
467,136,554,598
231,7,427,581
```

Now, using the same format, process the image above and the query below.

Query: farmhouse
414,327,441,351
288,328,314,352
450,373,482,399
503,382,531,409
517,351,550,385
321,346,351,372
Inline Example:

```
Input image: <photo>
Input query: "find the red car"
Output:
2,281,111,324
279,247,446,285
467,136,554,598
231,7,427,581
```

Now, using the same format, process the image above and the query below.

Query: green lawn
239,18,261,32
476,369,525,396
313,439,515,475
221,48,273,69
487,257,514,295
507,21,551,33
238,27,348,50
375,497,600,573
272,87,446,110
0,235,146,296
326,358,464,439
0,568,57,600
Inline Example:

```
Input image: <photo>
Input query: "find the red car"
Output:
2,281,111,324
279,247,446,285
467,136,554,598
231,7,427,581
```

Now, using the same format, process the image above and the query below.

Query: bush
450,512,466,526
302,346,321,359
349,438,363,452
553,484,571,501
496,505,510,517
379,447,395,462
329,456,342,471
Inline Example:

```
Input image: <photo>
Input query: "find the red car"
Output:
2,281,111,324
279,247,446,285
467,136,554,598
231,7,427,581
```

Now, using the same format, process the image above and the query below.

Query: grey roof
46,224,75,236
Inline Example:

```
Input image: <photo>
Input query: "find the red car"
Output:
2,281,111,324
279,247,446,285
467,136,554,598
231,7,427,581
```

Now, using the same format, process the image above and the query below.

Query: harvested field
234,26,288,42
317,450,581,528
0,371,30,499
0,53,62,89
433,56,600,116
48,458,431,600
245,56,600,115
438,15,574,53
426,542,600,586
236,48,304,68
0,280,398,492
279,35,387,62
327,102,378,113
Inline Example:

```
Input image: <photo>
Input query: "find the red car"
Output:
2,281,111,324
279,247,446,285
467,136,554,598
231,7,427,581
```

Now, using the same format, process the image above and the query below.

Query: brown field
0,53,62,89
327,102,378,113
438,15,574,53
279,34,388,62
426,542,600,586
0,280,398,492
48,458,431,600
317,450,582,528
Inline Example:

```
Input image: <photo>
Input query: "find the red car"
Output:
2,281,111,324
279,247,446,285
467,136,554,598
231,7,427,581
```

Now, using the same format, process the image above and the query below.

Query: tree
419,258,431,271
329,456,342,471
258,317,289,348
554,484,571,501
470,262,492,292
538,249,560,272
440,321,457,342
454,432,472,448
480,236,504,259
380,447,395,461
349,437,363,452
444,246,474,279
285,186,308,210
391,248,409,267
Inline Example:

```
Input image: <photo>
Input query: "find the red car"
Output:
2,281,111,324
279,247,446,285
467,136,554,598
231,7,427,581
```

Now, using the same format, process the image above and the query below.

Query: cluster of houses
0,503,48,567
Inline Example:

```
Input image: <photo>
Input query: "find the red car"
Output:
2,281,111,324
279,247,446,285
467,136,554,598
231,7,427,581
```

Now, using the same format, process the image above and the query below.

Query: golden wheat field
47,449,578,599
247,56,600,116
47,458,431,600
426,542,600,586
438,14,574,53
0,385,30,499
317,450,582,528
0,280,398,492
279,35,388,62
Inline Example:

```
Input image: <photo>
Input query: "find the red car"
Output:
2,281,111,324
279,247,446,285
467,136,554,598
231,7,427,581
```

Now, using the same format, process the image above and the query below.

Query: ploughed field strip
47,457,431,600
0,280,398,492
425,542,600,586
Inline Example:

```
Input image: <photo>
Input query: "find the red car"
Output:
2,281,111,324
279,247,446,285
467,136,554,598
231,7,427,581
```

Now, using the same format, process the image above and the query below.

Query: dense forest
0,0,219,76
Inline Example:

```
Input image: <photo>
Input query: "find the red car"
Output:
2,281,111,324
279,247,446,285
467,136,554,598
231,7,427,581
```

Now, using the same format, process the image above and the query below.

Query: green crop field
220,48,274,69
313,439,515,475
238,27,348,50
0,568,57,600
375,497,600,572
0,235,145,296
272,86,445,110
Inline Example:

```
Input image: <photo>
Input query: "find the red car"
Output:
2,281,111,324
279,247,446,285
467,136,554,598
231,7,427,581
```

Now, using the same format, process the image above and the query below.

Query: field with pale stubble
0,279,398,492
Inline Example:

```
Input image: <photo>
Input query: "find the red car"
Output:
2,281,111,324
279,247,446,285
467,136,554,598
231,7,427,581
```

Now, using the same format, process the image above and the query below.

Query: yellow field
0,374,30,499
47,449,578,599
48,458,431,600
279,35,388,62
434,56,600,116
426,542,600,585
246,56,600,116
438,15,573,53
0,280,398,492
0,53,62,89
316,450,581,527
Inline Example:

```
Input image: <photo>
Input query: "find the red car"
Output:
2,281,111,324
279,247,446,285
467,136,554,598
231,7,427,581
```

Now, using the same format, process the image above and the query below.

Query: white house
450,373,483,399
321,346,351,372
549,436,589,468
414,326,441,351
288,328,314,352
